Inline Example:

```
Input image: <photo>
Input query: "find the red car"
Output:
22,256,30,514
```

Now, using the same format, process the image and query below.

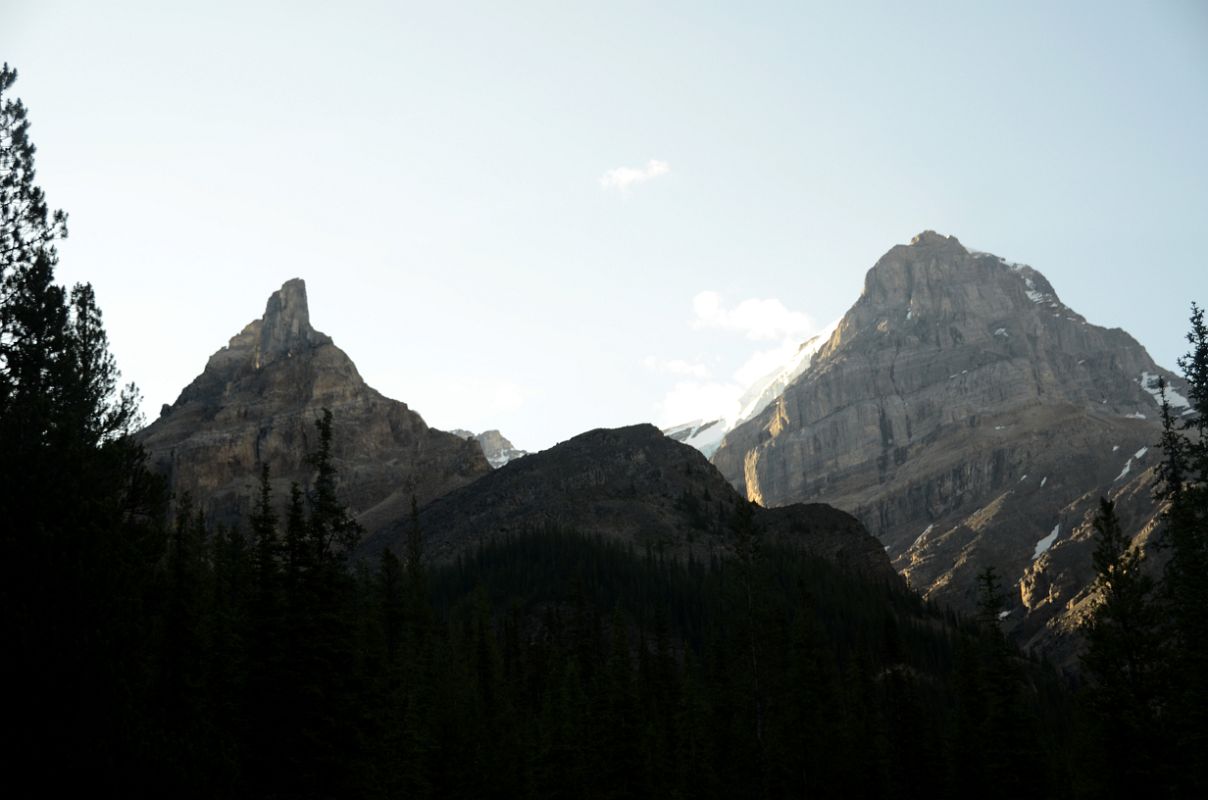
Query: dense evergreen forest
3,65,1206,798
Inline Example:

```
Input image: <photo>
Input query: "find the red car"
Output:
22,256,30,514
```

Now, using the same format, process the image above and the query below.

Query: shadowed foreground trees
116,506,1081,799
1,62,167,787
1079,304,1208,798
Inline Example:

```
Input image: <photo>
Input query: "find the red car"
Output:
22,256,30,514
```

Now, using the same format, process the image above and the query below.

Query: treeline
8,415,1081,798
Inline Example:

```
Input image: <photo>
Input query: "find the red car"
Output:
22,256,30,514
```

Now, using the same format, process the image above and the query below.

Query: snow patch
1033,524,1060,560
1112,445,1120,452
1023,277,1043,303
1134,447,1148,459
1040,476,1047,488
1115,459,1133,482
663,419,727,458
1022,274,1059,306
910,524,934,551
1125,412,1147,420
1019,474,1028,483
1140,371,1191,411
994,328,1009,338
998,610,1010,620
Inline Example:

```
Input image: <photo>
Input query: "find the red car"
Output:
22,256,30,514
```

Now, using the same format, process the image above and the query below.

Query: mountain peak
140,277,491,533
256,278,326,363
908,229,964,250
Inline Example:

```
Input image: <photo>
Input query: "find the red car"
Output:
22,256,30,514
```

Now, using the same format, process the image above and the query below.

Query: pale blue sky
3,0,1206,450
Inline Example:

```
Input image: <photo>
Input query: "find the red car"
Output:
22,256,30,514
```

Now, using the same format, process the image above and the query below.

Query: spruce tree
306,408,363,564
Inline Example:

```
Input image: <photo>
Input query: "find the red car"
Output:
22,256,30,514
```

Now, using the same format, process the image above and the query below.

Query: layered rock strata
712,231,1190,662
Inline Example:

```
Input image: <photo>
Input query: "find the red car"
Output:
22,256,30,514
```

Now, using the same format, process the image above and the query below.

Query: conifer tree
307,408,363,565
250,463,279,590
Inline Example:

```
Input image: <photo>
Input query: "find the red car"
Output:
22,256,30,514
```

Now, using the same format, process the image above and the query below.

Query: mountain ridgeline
361,423,896,582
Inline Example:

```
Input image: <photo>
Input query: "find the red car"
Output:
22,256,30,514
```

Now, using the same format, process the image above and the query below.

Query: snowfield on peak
662,418,728,458
734,318,840,426
662,318,840,457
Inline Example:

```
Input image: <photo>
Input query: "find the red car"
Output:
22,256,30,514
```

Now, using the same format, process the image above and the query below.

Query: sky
3,0,1207,452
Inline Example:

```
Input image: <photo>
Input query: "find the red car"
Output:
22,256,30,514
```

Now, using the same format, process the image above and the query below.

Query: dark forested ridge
4,65,1208,798
360,421,899,583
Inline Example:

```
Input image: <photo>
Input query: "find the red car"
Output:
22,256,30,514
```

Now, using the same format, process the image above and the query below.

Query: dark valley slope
360,423,897,581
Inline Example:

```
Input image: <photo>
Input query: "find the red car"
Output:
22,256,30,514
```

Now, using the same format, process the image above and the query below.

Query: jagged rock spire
252,278,331,367
138,278,491,534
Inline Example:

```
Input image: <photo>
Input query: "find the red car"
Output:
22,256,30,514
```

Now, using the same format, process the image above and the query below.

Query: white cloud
656,380,742,427
599,159,671,191
642,356,711,379
651,290,823,427
691,290,815,341
732,341,803,387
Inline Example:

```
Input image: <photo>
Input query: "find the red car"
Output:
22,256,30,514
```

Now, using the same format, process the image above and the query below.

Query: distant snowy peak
735,318,840,427
663,418,727,458
450,429,529,468
663,318,840,458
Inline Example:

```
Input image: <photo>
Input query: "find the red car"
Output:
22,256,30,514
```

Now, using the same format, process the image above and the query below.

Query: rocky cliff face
711,231,1191,661
138,279,491,533
360,424,897,582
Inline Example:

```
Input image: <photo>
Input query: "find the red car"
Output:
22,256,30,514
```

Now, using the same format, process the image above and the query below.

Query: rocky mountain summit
711,231,1191,661
138,279,491,532
360,423,896,582
448,428,529,468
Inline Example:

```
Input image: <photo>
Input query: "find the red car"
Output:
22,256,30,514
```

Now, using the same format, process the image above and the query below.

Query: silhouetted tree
1080,497,1165,796
1155,303,1208,794
1,64,167,791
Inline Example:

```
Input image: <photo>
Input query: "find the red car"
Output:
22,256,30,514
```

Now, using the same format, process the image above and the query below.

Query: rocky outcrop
360,424,897,582
138,279,491,533
712,231,1191,663
449,428,529,468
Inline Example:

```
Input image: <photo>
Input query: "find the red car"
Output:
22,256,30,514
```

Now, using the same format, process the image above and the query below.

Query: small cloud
599,159,671,191
642,356,711,379
692,290,815,341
